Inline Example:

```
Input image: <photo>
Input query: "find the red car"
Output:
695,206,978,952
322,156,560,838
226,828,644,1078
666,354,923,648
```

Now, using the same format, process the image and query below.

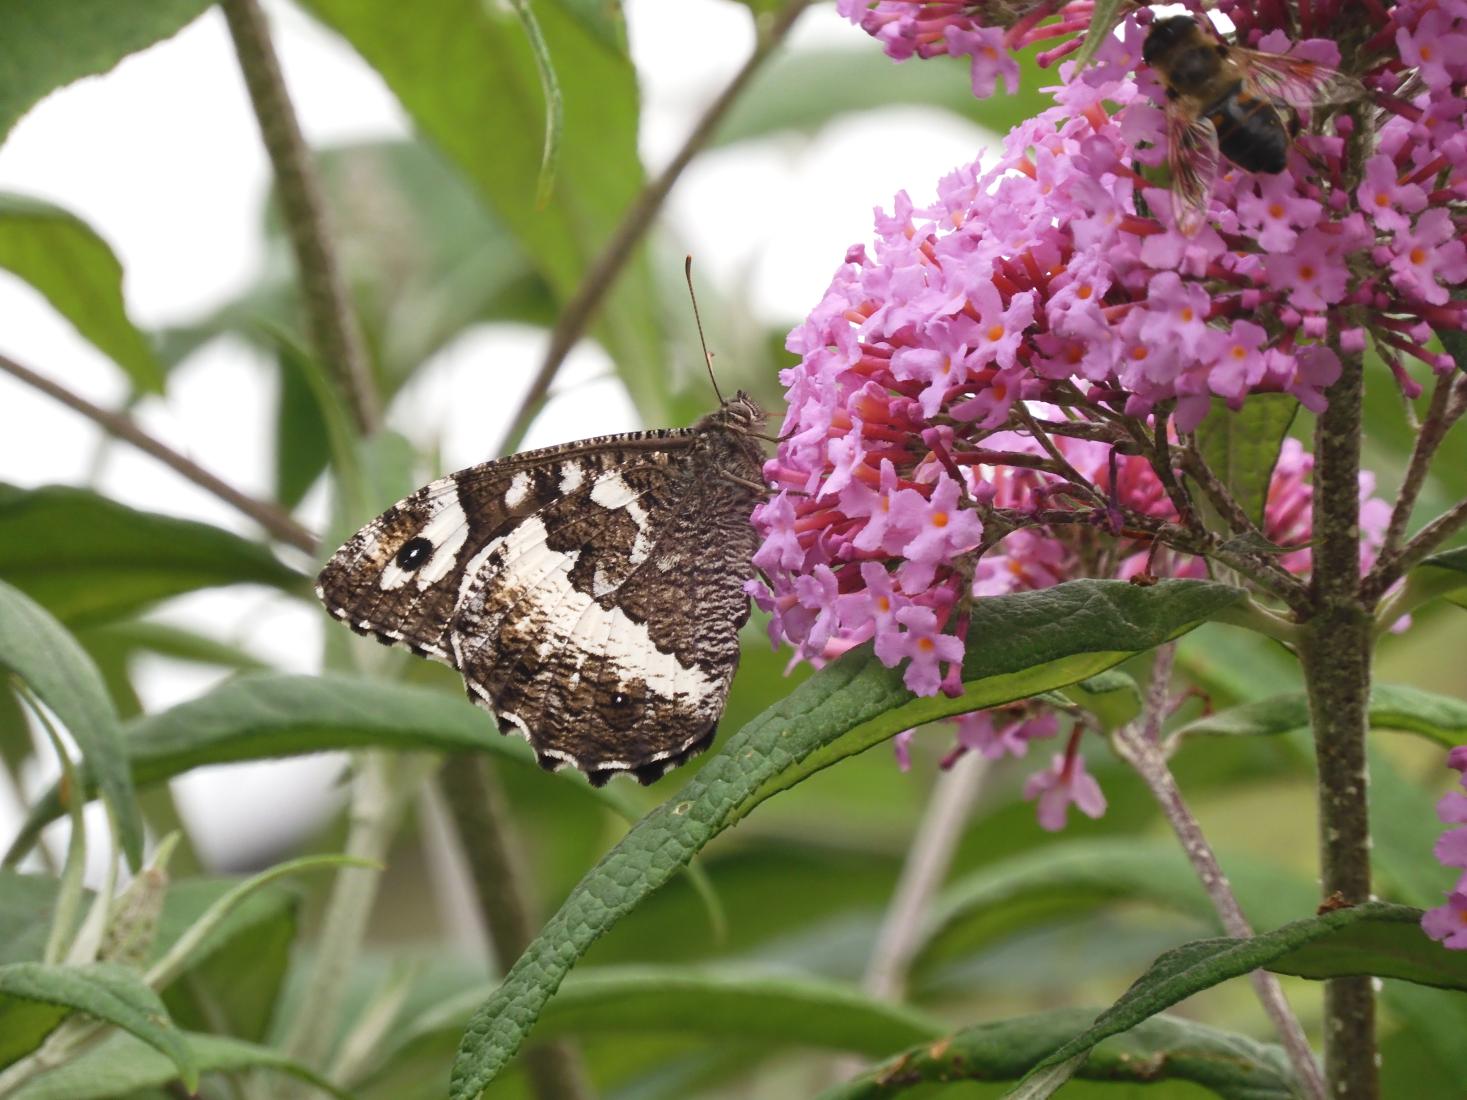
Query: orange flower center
1411,247,1428,265
1180,307,1194,322
1077,284,1093,300
987,324,1005,342
917,637,936,653
932,512,949,528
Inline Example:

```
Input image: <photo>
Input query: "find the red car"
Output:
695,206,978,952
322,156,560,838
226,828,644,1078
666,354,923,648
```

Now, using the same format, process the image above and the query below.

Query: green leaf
448,579,1245,1098
0,0,211,147
714,49,1054,150
0,484,305,625
1012,902,1461,1092
1058,669,1142,731
818,1008,1294,1100
1399,545,1467,614
384,967,943,1079
154,878,300,1042
1172,682,1467,749
297,0,670,426
1190,393,1298,529
0,962,196,1088
0,871,301,1045
0,195,162,392
0,581,142,869
4,673,622,863
1069,0,1132,71
5,1030,347,1100
916,839,1316,977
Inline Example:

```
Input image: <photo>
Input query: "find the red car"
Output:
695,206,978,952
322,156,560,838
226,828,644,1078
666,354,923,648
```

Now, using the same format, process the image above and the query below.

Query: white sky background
0,0,994,870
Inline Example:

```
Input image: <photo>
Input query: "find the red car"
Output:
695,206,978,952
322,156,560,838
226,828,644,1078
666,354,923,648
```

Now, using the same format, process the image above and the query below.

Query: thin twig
1114,645,1326,1100
0,352,316,552
221,0,380,436
1013,404,1104,505
828,749,988,1085
1372,496,1467,587
863,752,988,1001
438,754,594,1100
1377,369,1460,561
495,0,815,454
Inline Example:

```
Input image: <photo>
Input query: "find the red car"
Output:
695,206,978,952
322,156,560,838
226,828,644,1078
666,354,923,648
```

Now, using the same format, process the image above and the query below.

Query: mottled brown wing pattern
315,394,767,786
452,426,765,785
314,429,700,662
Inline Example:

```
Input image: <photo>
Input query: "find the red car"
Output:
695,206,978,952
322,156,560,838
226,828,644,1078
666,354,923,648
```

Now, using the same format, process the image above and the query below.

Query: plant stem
1302,346,1377,1099
0,352,315,552
221,0,380,436
282,754,423,1074
863,751,988,1002
495,0,814,454
437,754,593,1100
1115,645,1325,1100
1377,369,1458,561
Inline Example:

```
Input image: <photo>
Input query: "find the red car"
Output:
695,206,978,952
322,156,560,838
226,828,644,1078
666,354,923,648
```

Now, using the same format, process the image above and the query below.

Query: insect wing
451,442,762,785
1167,106,1220,236
1236,49,1366,110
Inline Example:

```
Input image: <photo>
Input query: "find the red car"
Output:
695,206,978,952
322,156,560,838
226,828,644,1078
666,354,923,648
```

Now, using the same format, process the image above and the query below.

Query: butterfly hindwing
453,439,763,784
315,395,767,785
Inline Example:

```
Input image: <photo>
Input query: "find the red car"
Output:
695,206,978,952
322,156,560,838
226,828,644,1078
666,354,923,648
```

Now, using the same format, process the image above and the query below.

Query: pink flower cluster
835,1,1102,96
1423,746,1467,949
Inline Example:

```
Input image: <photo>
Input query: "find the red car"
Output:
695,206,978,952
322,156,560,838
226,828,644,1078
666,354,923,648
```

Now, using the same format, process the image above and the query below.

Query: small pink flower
954,707,1059,760
880,604,964,697
1024,751,1107,832
893,729,915,772
1422,892,1467,950
1357,154,1427,233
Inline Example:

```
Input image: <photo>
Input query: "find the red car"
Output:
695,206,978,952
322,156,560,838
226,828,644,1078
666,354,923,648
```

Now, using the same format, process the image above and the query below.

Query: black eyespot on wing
396,537,434,571
597,683,646,732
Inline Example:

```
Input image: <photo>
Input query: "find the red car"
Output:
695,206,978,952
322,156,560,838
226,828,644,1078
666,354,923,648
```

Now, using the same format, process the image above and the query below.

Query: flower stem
1303,345,1377,1099
437,754,593,1100
0,352,316,552
1114,645,1325,1100
221,0,380,436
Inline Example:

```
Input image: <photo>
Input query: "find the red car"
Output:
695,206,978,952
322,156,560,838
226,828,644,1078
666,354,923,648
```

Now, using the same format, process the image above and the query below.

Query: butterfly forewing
315,395,767,786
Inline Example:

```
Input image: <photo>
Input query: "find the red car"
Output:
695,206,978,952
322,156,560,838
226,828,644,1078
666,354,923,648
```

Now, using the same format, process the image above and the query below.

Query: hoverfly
1142,14,1366,234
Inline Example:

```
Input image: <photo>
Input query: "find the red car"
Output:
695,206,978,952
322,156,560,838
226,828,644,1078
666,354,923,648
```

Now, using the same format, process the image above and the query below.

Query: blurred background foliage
0,1,1465,1098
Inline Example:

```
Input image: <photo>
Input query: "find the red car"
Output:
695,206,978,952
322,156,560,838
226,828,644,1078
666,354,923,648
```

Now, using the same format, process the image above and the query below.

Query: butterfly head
701,391,765,436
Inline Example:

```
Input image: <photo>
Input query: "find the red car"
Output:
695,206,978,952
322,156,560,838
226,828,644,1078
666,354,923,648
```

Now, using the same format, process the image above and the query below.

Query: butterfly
315,392,768,786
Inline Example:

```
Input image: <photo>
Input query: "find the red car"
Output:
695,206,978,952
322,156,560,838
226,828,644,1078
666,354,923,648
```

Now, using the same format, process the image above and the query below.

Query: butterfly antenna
685,256,726,406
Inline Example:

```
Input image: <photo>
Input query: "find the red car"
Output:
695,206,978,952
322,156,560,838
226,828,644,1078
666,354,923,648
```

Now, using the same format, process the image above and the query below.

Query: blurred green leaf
1399,545,1467,615
1013,902,1459,1093
1057,669,1142,731
1070,0,1131,71
1191,393,1298,530
0,871,302,1046
5,1030,346,1100
297,1,670,425
0,484,305,625
0,962,196,1088
5,673,625,861
159,140,557,504
379,966,943,1083
154,878,300,1043
0,195,162,392
0,580,142,870
818,1008,1294,1100
916,838,1315,977
0,0,211,147
714,48,1053,148
448,579,1245,1098
1173,682,1467,749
